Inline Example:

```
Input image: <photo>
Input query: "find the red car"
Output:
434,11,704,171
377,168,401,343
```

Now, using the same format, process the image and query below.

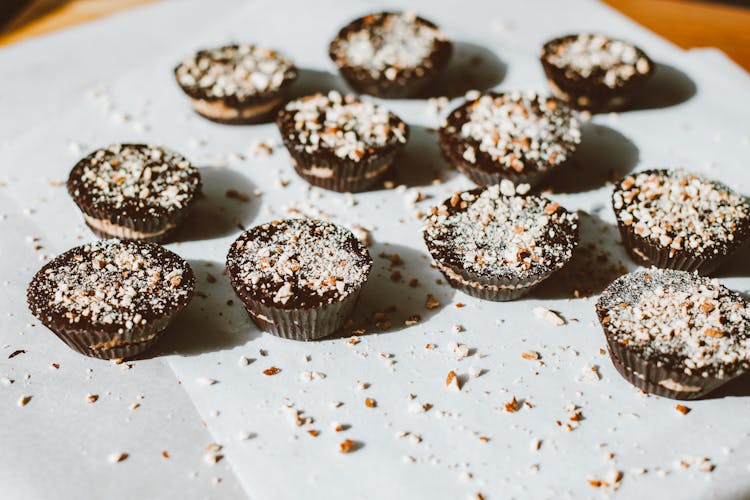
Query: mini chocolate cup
540,35,654,113
433,258,558,302
67,145,201,243
231,278,365,341
174,47,298,125
27,241,195,360
596,304,731,400
277,106,408,193
611,170,750,275
226,219,372,340
436,94,579,189
329,12,452,99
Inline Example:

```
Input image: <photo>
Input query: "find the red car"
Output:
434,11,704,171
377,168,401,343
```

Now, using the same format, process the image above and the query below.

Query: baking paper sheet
2,1,750,499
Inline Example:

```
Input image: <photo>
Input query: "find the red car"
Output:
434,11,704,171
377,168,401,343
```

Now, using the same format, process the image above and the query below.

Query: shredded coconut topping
613,169,750,256
544,34,651,88
599,269,750,376
69,144,199,215
331,12,446,78
280,91,407,161
453,91,580,173
229,219,372,307
29,239,192,327
175,44,296,100
424,185,578,278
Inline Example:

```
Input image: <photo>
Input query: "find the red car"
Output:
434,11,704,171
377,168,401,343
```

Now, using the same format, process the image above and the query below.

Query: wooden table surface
1,0,749,71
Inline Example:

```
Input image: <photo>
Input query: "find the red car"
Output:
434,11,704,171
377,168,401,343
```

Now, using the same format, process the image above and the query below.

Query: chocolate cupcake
27,239,194,360
423,183,579,301
596,268,750,399
438,91,581,188
67,144,201,242
540,33,653,111
174,43,297,124
227,218,372,340
612,169,750,275
329,11,452,98
277,91,408,192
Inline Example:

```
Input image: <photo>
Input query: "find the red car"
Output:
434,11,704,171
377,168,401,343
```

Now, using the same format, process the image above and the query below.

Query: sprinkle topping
613,169,750,256
228,219,372,308
330,12,447,79
446,91,581,173
175,44,296,101
424,185,578,279
543,34,651,88
28,239,193,328
598,269,750,376
279,91,407,161
68,144,200,217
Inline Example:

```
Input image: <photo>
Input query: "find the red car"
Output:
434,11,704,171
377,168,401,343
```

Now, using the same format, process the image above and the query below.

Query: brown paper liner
233,284,364,341
434,260,553,302
84,220,178,244
291,156,395,193
337,68,440,99
616,222,735,276
76,200,196,244
45,314,176,360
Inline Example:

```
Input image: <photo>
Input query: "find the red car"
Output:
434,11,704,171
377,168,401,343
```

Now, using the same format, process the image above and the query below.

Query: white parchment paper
2,1,750,499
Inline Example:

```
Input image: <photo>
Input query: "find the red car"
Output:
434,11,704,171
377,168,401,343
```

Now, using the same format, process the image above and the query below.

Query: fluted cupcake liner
286,148,398,193
603,332,731,400
232,280,364,341
189,91,290,125
337,68,440,99
616,223,735,276
434,260,552,302
454,161,552,189
44,314,176,360
437,134,558,189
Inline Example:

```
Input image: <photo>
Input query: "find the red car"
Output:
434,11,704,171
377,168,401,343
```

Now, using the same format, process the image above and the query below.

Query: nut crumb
675,404,691,415
445,370,461,390
339,439,355,453
503,396,521,413
109,452,128,463
532,306,566,326
425,294,441,310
